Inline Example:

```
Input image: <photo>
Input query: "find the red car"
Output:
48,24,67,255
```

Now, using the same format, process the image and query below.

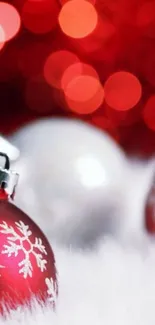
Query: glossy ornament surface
0,136,19,161
11,118,128,247
0,154,57,314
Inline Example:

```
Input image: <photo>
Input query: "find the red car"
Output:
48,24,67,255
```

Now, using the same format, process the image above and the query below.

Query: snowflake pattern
45,277,57,304
0,220,47,278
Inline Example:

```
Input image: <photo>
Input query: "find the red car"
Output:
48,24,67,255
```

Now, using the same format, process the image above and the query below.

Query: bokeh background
1,4,155,321
1,0,155,157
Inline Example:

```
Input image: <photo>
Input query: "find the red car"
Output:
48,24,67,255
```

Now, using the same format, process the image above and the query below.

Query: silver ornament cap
0,153,19,197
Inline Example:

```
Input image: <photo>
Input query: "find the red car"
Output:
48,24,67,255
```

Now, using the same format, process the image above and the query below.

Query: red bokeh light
0,2,21,42
143,95,155,131
58,0,98,39
59,0,96,4
71,16,117,58
104,71,142,111
137,1,155,38
22,0,59,34
43,50,80,89
61,62,98,90
64,75,104,114
1,0,155,160
0,26,5,51
25,76,54,113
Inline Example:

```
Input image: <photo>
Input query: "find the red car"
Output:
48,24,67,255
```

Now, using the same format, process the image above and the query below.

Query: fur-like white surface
2,236,155,325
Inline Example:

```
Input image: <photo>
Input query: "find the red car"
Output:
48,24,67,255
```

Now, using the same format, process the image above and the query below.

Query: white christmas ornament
0,136,19,161
9,118,153,247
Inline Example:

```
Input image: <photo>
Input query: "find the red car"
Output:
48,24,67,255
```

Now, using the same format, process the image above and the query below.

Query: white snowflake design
45,277,57,304
0,220,47,278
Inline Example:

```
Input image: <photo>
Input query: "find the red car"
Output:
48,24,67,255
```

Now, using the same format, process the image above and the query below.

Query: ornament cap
0,153,19,198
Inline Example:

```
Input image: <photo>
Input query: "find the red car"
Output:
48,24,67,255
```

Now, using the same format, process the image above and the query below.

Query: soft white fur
3,118,155,324
2,236,155,325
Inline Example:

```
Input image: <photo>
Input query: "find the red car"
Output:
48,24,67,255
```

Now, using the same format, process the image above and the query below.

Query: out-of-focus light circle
104,71,142,111
25,76,54,113
44,50,79,89
0,2,21,41
137,1,155,37
73,17,116,57
61,62,98,90
60,0,96,4
58,0,98,39
137,1,155,26
22,0,59,34
143,95,155,131
64,75,104,114
137,0,155,38
0,26,5,50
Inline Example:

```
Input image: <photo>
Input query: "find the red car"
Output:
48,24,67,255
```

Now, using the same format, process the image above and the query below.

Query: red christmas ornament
0,153,57,314
145,180,155,233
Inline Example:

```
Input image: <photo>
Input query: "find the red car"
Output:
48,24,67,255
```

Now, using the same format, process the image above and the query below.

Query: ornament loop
0,152,10,170
0,152,19,198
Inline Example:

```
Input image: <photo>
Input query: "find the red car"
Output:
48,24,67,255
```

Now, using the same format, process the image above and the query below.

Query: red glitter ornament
0,153,57,314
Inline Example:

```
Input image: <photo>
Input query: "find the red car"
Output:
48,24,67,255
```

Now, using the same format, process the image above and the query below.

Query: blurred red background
1,0,155,157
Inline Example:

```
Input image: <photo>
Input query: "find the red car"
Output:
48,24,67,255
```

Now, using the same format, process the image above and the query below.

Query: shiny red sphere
0,195,57,314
